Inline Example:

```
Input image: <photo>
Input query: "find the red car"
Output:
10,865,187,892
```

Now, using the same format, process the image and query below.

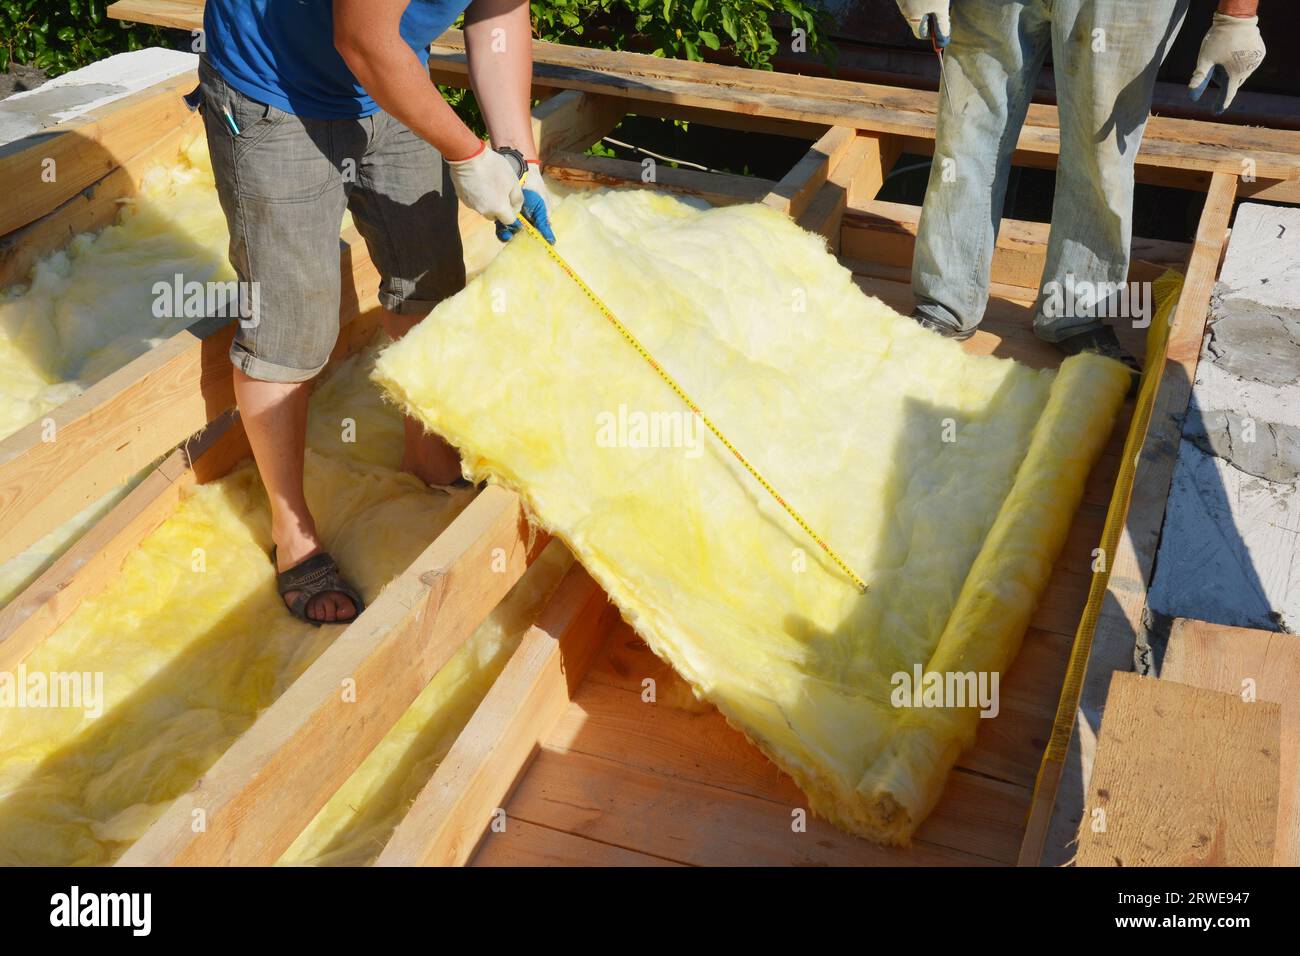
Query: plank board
0,226,381,567
762,125,856,218
468,271,1132,866
843,199,1191,293
1029,170,1239,867
108,4,1300,194
1160,618,1300,866
0,109,205,287
1075,671,1279,867
376,566,616,866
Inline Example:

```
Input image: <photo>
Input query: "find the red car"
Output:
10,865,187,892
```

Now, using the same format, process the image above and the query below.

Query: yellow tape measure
515,214,869,592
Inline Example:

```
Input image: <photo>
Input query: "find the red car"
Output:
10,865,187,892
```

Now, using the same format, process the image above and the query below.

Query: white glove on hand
895,0,950,46
1188,12,1265,113
447,143,524,226
524,161,554,211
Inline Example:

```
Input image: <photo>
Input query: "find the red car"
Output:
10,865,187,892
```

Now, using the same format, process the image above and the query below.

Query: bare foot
401,417,464,486
273,525,357,624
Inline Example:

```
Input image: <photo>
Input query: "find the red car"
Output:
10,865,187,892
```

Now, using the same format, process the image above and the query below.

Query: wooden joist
118,485,546,866
375,565,615,866
1025,170,1240,867
0,225,381,567
106,3,1300,197
1075,672,1279,867
0,108,205,287
531,89,624,163
0,412,247,675
762,126,856,219
843,199,1192,293
0,71,200,238
546,151,773,206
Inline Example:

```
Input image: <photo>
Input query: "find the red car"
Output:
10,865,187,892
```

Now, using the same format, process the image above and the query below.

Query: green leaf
721,6,737,40
698,30,720,50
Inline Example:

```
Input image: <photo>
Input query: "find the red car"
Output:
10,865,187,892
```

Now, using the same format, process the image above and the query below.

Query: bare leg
381,308,462,485
234,367,356,623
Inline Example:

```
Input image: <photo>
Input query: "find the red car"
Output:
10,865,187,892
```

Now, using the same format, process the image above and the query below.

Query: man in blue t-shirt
199,0,553,624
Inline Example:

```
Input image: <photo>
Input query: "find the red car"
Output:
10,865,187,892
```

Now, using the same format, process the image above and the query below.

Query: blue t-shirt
204,0,471,119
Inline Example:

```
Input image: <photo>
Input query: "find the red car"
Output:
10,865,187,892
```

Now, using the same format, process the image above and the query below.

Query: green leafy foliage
0,0,164,74
530,0,836,70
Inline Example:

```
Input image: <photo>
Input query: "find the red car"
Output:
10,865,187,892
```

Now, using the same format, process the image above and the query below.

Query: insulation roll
374,189,1131,843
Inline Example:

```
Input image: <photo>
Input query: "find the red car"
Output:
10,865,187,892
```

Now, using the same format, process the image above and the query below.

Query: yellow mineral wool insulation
0,467,148,608
0,451,475,866
0,335,484,864
280,540,574,867
374,189,1131,844
0,135,232,443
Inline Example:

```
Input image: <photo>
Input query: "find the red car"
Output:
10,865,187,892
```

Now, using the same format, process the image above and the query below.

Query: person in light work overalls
893,0,1265,369
199,0,554,624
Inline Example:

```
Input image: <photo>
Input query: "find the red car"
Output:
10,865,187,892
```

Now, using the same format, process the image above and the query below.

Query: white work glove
447,142,524,227
895,0,950,46
1188,12,1265,114
524,161,554,212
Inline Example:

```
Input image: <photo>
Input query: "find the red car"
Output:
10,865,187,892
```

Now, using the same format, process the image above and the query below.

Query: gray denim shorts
198,57,465,383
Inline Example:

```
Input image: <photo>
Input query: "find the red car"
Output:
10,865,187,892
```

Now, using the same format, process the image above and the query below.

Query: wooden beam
0,413,246,674
1025,170,1239,867
545,150,774,206
117,485,546,866
1075,672,1279,867
106,0,200,30
0,71,198,237
375,565,614,867
842,199,1192,292
531,89,624,163
108,6,1300,195
796,133,898,254
0,295,380,674
0,226,380,567
762,126,855,218
1161,618,1300,865
0,110,205,287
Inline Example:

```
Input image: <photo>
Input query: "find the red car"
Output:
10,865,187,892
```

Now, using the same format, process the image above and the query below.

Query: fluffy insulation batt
0,136,233,608
374,189,1131,844
0,135,232,443
280,540,573,867
0,343,566,865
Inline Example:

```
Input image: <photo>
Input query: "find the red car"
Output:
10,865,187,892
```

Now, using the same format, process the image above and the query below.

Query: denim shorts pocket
197,60,283,155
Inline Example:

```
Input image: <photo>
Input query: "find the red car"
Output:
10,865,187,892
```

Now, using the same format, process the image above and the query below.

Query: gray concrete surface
0,48,197,146
1148,202,1300,636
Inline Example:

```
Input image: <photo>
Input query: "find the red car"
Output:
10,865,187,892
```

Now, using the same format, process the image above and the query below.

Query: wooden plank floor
472,276,1139,866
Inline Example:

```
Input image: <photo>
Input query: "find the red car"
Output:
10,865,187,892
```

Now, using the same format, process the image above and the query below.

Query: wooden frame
0,85,384,567
0,0,1282,865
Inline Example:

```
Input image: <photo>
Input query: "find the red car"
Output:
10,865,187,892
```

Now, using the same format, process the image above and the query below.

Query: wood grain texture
0,110,205,287
546,150,773,206
842,199,1190,292
0,226,380,568
1030,170,1239,868
1161,618,1300,866
117,486,546,866
0,71,198,236
376,566,615,867
1076,672,1279,867
107,4,1300,192
472,817,683,866
761,125,855,218
531,89,624,162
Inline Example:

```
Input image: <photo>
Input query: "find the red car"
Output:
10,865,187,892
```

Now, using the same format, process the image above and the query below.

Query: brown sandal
271,547,365,626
